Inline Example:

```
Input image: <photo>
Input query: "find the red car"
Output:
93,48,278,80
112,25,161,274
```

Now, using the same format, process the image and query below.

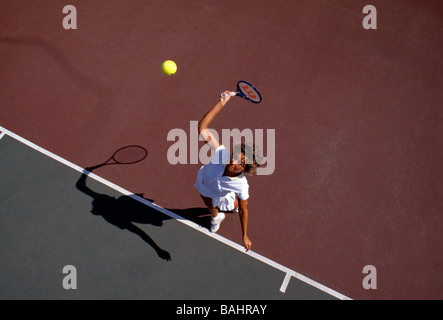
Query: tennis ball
162,60,177,76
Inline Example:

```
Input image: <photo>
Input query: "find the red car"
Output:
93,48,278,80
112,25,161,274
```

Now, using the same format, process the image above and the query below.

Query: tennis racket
221,80,262,104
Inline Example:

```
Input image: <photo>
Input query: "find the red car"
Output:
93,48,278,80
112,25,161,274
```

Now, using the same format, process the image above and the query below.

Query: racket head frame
235,80,262,104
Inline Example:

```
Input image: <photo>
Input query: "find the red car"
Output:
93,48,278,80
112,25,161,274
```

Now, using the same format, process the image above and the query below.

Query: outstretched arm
198,91,231,150
238,199,252,251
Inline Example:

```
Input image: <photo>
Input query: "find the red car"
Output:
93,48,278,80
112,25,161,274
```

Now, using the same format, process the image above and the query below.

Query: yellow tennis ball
162,60,177,76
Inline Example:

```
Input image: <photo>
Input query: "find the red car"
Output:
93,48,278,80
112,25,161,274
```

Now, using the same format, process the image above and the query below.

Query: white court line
280,272,292,293
0,125,352,300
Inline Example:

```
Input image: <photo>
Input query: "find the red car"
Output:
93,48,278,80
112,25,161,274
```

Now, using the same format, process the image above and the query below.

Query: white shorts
210,191,236,212
194,169,237,212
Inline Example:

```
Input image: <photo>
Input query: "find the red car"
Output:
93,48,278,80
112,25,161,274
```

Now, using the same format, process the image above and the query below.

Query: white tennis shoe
210,212,226,233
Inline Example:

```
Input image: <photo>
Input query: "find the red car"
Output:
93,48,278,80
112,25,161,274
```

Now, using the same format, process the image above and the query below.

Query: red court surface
1,0,442,299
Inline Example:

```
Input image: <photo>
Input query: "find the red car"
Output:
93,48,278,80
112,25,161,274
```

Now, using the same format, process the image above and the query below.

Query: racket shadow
76,166,172,261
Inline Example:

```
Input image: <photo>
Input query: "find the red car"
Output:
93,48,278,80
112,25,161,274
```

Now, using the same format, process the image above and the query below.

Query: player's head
230,143,262,176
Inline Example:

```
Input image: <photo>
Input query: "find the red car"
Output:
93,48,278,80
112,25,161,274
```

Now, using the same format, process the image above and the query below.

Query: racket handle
221,91,237,99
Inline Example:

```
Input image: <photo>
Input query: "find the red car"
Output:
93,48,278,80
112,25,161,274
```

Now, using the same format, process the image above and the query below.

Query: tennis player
194,91,262,251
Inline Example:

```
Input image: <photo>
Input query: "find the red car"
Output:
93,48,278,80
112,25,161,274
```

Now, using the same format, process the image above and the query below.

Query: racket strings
237,81,262,103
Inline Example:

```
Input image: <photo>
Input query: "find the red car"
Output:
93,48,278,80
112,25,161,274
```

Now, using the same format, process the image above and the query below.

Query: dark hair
233,143,262,176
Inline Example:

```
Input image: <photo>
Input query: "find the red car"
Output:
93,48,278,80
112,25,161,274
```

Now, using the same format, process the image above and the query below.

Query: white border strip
0,125,352,300
0,131,6,141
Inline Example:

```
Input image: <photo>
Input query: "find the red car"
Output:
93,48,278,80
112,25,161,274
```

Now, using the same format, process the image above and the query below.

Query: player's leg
199,194,225,233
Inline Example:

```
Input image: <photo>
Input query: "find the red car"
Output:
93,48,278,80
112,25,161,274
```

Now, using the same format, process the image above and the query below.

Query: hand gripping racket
221,80,262,103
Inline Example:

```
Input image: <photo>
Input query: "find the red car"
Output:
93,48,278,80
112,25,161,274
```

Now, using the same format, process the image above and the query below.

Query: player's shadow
168,207,212,231
76,161,173,261
76,145,215,261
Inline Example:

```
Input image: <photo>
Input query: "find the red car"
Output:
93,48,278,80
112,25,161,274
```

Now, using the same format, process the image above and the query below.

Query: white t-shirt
194,145,249,211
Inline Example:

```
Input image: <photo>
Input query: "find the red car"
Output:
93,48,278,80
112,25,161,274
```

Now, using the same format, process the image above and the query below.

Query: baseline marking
0,125,352,300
